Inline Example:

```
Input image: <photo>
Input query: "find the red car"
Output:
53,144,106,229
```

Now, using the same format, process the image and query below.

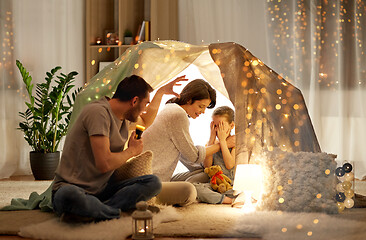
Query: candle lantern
132,201,153,240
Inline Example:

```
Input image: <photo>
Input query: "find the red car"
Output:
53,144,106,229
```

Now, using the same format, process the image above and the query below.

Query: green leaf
25,102,33,110
65,85,74,94
17,60,79,153
50,66,62,75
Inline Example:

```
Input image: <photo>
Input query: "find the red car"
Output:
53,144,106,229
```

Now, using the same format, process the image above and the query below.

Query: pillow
256,148,338,214
112,150,153,182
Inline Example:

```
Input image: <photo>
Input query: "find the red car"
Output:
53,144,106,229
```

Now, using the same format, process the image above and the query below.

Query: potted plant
16,60,80,180
124,29,133,45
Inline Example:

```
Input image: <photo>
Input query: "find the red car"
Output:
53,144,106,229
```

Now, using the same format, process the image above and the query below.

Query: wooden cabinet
85,0,178,82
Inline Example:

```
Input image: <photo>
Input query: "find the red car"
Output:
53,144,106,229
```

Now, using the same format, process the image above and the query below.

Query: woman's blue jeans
52,174,162,220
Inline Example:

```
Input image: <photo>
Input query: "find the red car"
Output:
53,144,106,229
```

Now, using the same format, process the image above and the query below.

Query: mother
143,78,235,206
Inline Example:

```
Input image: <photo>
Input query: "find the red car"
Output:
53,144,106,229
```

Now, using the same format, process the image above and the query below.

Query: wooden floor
0,176,261,240
2,176,365,240
0,175,36,181
1,237,258,240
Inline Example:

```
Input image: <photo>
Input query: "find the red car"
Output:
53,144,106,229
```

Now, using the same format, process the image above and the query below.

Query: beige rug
1,180,366,239
0,210,55,235
155,204,366,239
0,180,51,208
18,205,181,240
0,204,365,240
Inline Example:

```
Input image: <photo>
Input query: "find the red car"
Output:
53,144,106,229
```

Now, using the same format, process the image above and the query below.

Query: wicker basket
113,150,153,181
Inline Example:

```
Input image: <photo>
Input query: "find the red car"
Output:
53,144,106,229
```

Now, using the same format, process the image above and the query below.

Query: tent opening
149,64,234,175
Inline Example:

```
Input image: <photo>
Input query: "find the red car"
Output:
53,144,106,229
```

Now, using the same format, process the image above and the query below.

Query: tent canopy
71,41,321,163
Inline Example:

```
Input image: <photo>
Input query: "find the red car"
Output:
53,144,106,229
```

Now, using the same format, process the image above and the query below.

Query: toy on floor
204,165,232,193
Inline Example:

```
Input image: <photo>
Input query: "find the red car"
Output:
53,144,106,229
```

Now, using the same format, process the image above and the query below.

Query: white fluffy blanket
234,211,366,240
19,205,181,240
18,204,366,240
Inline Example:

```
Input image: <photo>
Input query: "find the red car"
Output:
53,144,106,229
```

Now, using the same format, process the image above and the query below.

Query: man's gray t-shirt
53,97,131,195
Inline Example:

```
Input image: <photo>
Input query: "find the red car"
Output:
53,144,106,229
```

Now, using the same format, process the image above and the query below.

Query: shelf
85,0,178,82
90,44,133,48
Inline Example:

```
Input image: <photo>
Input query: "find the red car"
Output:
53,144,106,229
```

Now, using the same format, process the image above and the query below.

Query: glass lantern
132,201,154,240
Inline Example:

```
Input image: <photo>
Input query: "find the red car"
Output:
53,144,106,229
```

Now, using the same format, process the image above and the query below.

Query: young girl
194,106,236,204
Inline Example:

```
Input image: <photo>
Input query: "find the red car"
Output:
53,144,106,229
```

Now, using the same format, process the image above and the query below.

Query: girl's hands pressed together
216,121,231,142
207,121,217,145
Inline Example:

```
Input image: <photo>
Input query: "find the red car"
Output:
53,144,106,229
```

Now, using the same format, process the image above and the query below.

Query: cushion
256,148,338,214
112,150,153,182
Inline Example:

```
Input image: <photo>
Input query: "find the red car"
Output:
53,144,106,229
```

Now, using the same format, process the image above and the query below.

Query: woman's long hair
166,79,216,108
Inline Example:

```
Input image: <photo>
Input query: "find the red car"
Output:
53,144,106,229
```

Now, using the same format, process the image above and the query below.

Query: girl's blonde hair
212,106,234,123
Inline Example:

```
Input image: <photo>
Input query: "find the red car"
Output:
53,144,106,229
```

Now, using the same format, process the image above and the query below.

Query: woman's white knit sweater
142,103,206,181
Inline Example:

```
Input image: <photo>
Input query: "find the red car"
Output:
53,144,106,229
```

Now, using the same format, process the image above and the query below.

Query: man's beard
125,105,141,122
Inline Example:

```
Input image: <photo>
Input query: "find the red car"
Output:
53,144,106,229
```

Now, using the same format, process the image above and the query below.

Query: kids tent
71,40,321,164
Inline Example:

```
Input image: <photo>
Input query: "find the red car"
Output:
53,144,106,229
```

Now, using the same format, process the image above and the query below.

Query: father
52,75,185,222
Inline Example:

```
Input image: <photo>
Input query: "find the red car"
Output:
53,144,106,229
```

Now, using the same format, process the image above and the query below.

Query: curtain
179,0,270,64
0,0,84,179
178,0,366,179
265,0,366,179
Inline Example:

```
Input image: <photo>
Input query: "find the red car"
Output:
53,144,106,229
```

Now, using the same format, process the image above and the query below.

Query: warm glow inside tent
71,40,321,164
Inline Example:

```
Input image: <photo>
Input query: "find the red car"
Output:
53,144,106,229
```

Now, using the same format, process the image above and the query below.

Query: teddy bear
204,165,233,194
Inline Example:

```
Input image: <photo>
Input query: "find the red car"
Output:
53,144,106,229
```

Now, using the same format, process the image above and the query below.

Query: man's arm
90,131,143,173
137,76,188,128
